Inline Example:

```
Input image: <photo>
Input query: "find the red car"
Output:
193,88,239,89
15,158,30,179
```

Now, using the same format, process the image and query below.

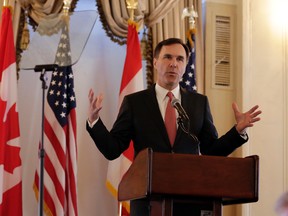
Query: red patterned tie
165,92,177,146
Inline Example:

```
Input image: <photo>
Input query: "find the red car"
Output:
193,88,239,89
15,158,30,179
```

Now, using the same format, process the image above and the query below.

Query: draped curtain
13,0,204,93
96,0,204,92
17,0,78,26
11,0,78,75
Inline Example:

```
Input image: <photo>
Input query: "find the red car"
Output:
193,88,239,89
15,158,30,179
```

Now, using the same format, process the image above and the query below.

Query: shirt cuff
239,132,248,140
87,118,99,128
235,125,248,140
239,128,248,140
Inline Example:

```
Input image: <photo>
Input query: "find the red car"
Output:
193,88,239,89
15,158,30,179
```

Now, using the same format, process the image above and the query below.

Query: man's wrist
87,118,99,128
235,124,248,139
239,132,248,140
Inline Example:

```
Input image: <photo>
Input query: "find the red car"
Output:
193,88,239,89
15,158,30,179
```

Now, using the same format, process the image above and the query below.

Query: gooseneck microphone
171,98,190,134
171,98,200,151
171,98,189,120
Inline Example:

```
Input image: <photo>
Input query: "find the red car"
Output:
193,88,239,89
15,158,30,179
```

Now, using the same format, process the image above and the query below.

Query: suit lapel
180,88,190,115
174,88,190,145
144,85,171,145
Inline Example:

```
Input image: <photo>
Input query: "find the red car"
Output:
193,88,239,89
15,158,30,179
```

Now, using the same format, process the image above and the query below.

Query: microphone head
171,98,180,107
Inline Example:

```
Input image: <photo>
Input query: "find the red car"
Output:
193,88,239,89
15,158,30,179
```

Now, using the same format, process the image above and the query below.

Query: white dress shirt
155,83,180,121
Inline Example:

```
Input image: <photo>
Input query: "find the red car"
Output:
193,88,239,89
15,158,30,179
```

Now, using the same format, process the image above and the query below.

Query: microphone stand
34,64,58,216
177,115,200,154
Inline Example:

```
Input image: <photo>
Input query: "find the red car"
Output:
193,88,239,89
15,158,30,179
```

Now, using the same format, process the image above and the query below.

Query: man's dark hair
153,38,189,59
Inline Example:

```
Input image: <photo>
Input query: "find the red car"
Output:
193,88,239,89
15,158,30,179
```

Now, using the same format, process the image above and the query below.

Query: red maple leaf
0,98,21,173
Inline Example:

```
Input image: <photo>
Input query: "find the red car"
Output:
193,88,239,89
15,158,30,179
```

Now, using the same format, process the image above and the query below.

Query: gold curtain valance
15,0,78,75
95,0,181,45
18,0,78,30
14,0,203,92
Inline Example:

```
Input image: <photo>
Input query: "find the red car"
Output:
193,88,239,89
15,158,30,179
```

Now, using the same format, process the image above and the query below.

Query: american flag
0,6,22,215
180,31,197,92
33,23,78,216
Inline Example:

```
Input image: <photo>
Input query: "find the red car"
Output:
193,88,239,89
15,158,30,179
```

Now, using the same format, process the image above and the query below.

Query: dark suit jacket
86,84,247,215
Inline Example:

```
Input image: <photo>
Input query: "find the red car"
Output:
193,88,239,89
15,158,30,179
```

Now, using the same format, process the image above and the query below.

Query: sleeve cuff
239,131,248,140
239,133,248,140
87,118,99,128
235,125,248,140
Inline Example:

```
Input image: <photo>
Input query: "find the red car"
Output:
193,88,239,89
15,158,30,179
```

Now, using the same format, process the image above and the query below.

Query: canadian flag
106,21,143,215
0,6,23,215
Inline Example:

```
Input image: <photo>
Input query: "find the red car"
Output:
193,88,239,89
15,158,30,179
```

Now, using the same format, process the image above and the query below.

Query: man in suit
86,38,261,215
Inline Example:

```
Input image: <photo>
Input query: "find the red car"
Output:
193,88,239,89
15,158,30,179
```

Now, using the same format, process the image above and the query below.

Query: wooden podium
118,148,259,216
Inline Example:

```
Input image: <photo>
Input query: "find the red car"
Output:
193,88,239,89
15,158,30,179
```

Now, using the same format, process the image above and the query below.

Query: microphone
171,98,189,120
171,98,199,149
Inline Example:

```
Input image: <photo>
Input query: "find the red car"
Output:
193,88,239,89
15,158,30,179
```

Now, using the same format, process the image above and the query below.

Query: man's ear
153,58,157,68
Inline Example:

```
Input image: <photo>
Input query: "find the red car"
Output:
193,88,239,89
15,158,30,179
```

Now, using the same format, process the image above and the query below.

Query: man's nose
169,60,177,68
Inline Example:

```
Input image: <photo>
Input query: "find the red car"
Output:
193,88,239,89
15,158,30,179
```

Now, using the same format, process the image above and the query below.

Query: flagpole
182,6,198,30
118,202,122,216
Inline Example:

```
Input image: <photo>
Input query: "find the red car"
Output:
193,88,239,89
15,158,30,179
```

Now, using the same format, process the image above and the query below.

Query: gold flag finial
20,9,30,50
3,0,8,6
62,0,71,29
126,0,138,21
63,0,71,16
182,6,198,48
182,6,198,30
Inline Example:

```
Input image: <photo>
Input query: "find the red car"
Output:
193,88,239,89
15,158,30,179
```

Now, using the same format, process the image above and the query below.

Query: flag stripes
33,23,78,216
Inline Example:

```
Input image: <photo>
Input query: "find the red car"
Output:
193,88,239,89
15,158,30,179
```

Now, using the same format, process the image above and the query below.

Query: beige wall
205,0,288,215
242,0,288,215
206,0,288,215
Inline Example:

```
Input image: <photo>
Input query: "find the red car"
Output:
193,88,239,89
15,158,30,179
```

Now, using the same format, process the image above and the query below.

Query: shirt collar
155,84,181,101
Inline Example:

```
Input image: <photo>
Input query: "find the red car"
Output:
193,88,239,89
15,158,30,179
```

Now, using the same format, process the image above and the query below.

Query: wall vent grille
214,15,231,87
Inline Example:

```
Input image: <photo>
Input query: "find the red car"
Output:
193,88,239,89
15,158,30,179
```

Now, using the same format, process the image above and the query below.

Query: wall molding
283,21,288,190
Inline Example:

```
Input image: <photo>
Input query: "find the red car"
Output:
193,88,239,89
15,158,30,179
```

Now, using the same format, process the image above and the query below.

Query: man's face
154,43,187,90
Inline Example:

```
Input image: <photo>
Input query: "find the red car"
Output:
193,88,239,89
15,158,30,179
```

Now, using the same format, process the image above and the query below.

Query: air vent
214,15,231,87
